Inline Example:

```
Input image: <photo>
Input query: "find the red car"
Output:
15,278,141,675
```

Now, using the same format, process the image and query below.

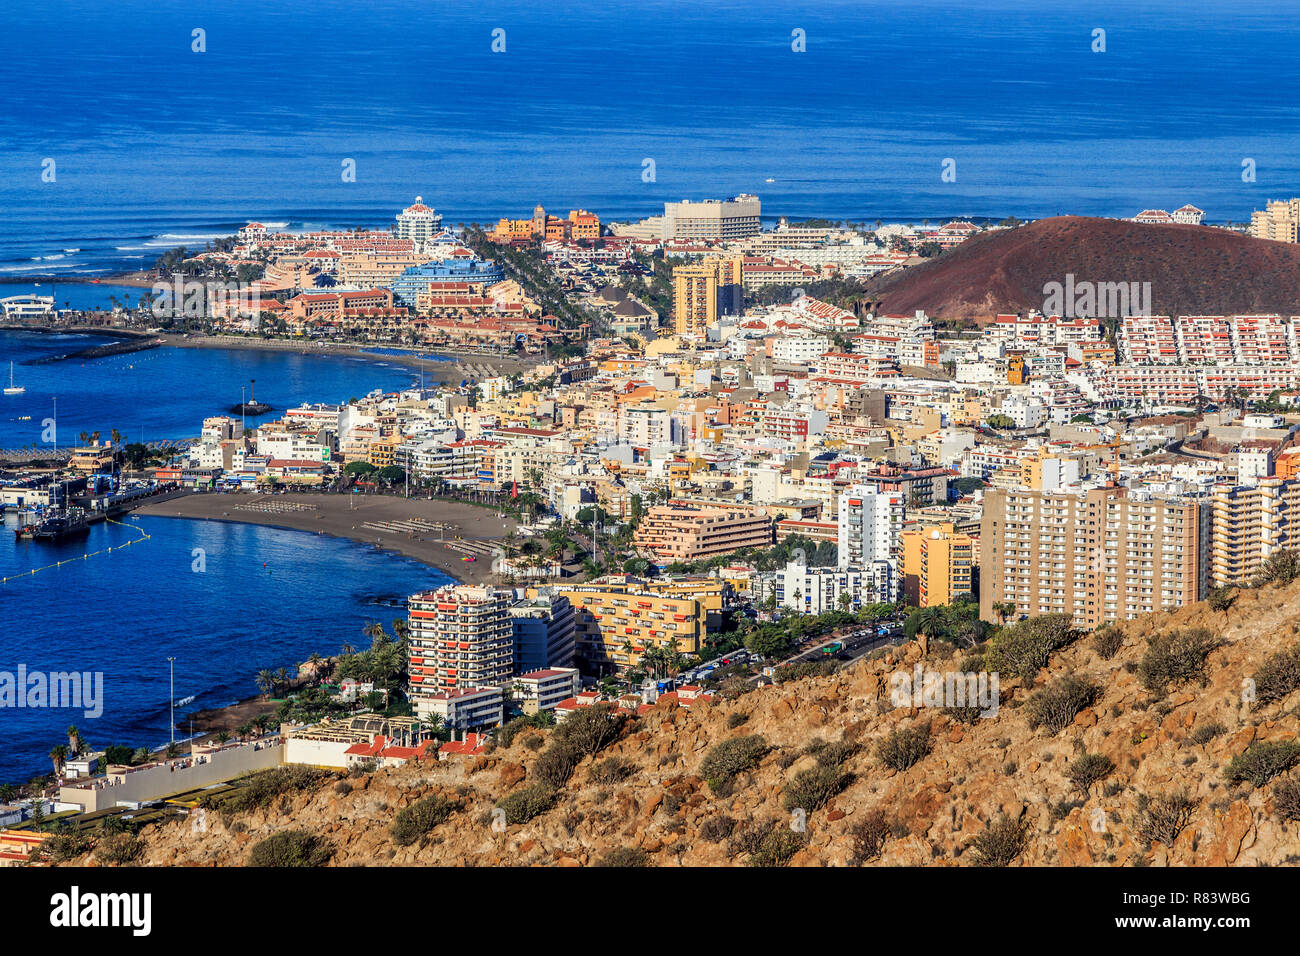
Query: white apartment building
395,196,443,248
512,667,581,714
620,403,683,448
417,687,504,736
836,486,906,578
772,335,831,364
255,428,332,463
776,560,894,613
662,195,761,241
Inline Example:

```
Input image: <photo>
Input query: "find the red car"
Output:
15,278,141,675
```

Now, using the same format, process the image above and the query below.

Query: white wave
153,232,226,241
0,262,80,273
261,221,288,228
115,245,148,251
63,247,81,253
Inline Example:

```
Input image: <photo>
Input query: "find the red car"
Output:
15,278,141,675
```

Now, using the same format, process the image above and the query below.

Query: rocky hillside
867,216,1300,321
65,581,1300,867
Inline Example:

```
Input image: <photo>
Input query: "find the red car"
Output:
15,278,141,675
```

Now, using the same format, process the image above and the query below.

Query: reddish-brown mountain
866,216,1300,321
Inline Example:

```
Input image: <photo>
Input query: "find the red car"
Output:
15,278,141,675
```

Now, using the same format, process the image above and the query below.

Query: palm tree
255,669,275,698
363,620,389,650
66,725,79,756
275,666,291,696
992,601,1016,626
915,605,947,657
0,784,15,804
215,731,231,745
49,745,68,776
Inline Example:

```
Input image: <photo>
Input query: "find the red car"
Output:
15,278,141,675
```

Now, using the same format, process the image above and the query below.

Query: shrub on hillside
496,784,557,825
1136,628,1220,694
1133,791,1197,847
774,660,838,683
39,832,93,863
983,613,1080,682
1206,586,1236,614
1224,740,1300,788
849,810,891,864
1024,674,1099,735
1186,721,1227,748
699,735,769,791
390,794,458,847
94,833,144,866
876,725,931,772
554,704,625,757
595,846,649,867
1092,626,1123,661
496,712,553,748
1272,777,1300,822
589,756,636,785
213,766,331,815
782,764,851,812
532,742,583,788
1253,644,1300,707
968,815,1029,866
247,830,334,867
699,815,736,843
1253,549,1300,587
1068,753,1116,796
747,826,806,867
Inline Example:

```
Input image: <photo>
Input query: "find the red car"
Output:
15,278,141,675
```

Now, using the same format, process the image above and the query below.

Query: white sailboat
3,362,24,395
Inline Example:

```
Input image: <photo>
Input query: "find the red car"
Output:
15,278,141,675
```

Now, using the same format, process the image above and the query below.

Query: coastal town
6,189,1300,872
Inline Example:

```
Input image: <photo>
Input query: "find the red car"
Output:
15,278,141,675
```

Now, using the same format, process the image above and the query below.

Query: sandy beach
133,491,519,585
159,333,545,377
133,492,520,736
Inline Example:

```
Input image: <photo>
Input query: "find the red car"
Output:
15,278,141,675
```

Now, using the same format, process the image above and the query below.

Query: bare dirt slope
70,580,1300,867
868,217,1300,322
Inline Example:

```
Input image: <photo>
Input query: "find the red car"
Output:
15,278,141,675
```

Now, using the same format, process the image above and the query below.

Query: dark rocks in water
231,402,272,416
21,338,162,364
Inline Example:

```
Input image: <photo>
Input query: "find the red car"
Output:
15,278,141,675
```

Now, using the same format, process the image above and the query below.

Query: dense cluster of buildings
169,195,1300,705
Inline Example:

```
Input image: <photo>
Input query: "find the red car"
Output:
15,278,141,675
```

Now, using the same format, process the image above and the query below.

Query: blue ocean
0,515,451,783
1,0,1295,781
0,330,424,452
0,338,446,783
1,0,1297,275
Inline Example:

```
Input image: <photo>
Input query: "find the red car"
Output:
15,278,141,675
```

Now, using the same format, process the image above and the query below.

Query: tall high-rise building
1209,478,1300,587
672,255,743,336
395,196,443,247
901,522,975,607
836,487,906,591
508,593,577,673
979,486,1209,628
1249,198,1300,243
663,195,761,241
408,586,513,712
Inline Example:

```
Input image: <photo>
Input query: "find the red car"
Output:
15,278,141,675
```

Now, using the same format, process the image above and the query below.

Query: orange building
491,205,602,242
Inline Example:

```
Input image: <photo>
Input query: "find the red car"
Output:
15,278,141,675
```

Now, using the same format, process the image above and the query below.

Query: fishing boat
3,362,24,395
30,507,90,542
